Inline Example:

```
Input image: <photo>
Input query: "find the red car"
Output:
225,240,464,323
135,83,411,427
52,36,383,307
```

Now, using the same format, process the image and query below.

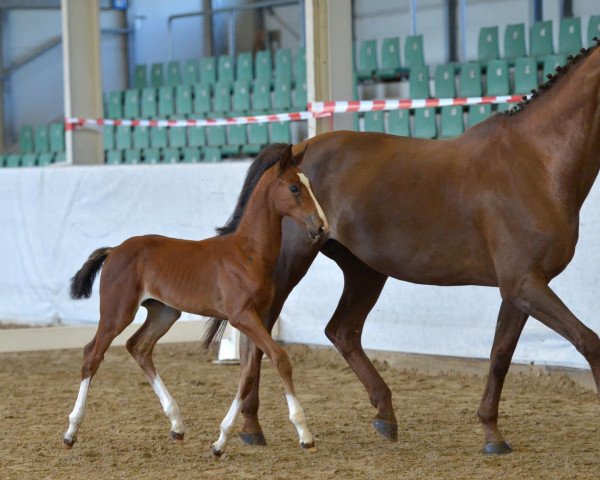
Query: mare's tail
202,143,290,350
70,247,111,299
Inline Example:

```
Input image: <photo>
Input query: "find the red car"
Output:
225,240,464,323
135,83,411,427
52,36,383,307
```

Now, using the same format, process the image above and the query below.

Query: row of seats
356,35,425,81
134,48,306,89
104,78,307,120
18,123,64,155
0,151,64,168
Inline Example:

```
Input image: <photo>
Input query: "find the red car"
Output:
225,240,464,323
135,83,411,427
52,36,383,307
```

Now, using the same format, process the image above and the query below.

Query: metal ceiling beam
0,0,112,9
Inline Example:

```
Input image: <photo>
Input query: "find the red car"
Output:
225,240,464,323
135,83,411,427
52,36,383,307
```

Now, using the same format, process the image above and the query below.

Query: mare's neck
514,50,600,213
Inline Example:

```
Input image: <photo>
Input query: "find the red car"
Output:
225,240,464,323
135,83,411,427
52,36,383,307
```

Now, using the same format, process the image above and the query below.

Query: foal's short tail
70,247,111,300
201,318,228,351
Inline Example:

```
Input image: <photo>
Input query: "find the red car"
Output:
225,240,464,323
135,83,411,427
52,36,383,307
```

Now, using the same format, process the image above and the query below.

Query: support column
61,0,103,165
305,0,353,137
0,9,6,151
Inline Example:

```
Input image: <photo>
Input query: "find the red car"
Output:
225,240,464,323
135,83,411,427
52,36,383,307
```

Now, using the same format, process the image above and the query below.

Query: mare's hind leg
477,301,528,455
125,300,183,442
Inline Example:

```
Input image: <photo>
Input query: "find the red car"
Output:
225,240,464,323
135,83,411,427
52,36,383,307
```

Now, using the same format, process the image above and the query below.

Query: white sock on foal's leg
151,373,185,440
286,394,315,451
211,394,243,458
63,377,91,448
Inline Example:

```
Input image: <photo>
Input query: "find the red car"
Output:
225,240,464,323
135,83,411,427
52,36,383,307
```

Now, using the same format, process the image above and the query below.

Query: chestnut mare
62,146,327,457
205,41,600,455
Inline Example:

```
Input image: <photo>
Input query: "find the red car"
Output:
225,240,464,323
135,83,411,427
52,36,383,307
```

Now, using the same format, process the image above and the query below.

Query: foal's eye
290,185,300,194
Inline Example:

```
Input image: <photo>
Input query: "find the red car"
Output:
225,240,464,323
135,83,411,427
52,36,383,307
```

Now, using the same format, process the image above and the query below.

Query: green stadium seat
21,153,37,167
218,55,235,85
459,62,482,97
200,57,217,86
242,124,269,155
495,102,512,113
486,59,510,95
134,64,147,89
409,65,430,99
188,126,206,147
133,126,150,149
107,91,123,119
38,152,54,166
103,125,115,150
273,79,292,112
169,127,186,148
175,85,193,117
231,80,251,115
124,89,140,118
183,59,200,86
363,111,384,132
162,147,180,163
543,54,567,78
387,110,410,137
183,147,201,163
275,49,293,82
478,26,500,62
193,84,212,117
255,50,273,84
252,79,271,113
468,104,492,127
213,82,231,115
124,149,141,164
49,123,64,152
440,106,464,138
166,61,181,86
434,64,456,98
34,125,49,153
207,125,226,148
530,20,554,60
224,125,245,156
55,151,66,163
151,63,164,87
6,154,21,167
158,87,175,117
504,23,526,63
150,127,168,148
295,47,306,82
141,88,157,118
292,79,307,110
513,56,538,94
0,154,5,167
143,148,161,164
19,125,34,153
116,126,132,150
413,108,436,138
405,35,425,69
377,37,405,80
588,16,600,45
106,150,122,165
270,122,291,143
237,52,254,83
559,17,582,55
203,147,222,162
355,40,377,81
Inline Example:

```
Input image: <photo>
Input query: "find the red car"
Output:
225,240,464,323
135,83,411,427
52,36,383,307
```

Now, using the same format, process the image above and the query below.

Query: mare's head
269,145,329,242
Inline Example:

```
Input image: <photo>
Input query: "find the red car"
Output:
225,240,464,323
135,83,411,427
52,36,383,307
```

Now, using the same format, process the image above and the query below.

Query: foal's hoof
211,445,223,459
373,419,399,442
483,441,513,455
171,431,185,444
300,441,317,453
239,431,267,446
62,437,75,450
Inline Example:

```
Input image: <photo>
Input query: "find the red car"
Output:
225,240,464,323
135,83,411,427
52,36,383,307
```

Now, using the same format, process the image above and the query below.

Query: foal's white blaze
213,394,243,454
297,172,329,230
64,377,90,442
286,393,314,447
151,374,185,434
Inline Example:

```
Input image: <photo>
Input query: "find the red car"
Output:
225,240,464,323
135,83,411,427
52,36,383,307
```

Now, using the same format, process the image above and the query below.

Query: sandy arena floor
1,341,599,479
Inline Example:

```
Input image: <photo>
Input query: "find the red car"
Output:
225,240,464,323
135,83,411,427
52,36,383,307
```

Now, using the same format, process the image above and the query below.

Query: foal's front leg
211,309,315,458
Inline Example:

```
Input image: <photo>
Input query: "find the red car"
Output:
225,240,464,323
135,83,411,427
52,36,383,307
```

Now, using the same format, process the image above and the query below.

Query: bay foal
62,146,327,456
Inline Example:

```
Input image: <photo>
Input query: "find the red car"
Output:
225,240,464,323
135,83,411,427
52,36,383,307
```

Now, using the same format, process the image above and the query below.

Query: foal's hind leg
477,301,528,455
125,300,183,442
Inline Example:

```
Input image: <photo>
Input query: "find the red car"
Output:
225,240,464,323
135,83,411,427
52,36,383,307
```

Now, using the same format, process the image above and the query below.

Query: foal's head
269,145,328,242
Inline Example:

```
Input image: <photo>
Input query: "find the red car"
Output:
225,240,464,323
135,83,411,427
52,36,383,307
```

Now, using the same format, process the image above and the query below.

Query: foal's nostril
318,226,325,235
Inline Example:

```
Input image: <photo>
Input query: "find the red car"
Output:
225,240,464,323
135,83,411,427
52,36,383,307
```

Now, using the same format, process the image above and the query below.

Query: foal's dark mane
215,143,290,236
507,38,600,116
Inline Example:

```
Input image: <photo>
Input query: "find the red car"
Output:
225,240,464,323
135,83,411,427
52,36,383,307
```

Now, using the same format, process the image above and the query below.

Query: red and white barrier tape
64,95,525,130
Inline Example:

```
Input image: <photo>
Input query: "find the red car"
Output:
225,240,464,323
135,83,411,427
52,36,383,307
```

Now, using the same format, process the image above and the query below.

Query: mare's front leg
212,308,314,458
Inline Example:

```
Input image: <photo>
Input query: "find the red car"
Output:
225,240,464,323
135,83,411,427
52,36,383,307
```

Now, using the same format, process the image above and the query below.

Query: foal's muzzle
306,213,327,243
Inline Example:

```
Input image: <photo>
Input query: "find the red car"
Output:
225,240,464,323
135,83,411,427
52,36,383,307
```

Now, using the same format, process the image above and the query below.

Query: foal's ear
279,144,307,174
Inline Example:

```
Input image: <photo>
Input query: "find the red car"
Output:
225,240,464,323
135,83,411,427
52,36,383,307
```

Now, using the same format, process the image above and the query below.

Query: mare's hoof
239,431,267,446
373,419,398,442
300,441,317,453
62,437,75,450
211,445,223,459
171,431,185,444
483,441,512,455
